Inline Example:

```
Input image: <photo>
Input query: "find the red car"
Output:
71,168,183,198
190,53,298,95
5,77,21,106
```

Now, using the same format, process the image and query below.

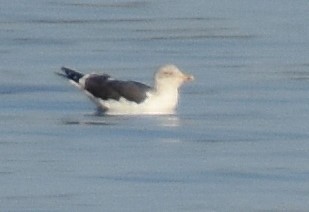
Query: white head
154,64,194,92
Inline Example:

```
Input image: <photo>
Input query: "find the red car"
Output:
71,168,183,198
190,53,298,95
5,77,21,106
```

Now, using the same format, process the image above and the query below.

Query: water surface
1,0,309,211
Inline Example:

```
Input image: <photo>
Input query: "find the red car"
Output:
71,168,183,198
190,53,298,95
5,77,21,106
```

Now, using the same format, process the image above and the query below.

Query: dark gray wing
84,74,152,104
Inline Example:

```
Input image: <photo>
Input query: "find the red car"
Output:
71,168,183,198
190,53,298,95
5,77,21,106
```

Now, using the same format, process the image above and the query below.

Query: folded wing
84,74,152,104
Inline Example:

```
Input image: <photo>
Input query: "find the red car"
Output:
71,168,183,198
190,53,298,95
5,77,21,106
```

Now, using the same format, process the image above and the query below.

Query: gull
58,64,194,115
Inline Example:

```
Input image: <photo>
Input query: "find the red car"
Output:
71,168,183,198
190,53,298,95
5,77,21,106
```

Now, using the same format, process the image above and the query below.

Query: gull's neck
154,80,179,95
152,80,179,111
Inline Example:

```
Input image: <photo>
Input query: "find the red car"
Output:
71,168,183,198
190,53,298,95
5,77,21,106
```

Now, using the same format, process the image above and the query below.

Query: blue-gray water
1,0,309,211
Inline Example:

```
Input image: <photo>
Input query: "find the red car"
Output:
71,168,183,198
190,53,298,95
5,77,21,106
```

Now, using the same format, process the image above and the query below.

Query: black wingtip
61,66,73,72
59,67,84,83
55,71,67,78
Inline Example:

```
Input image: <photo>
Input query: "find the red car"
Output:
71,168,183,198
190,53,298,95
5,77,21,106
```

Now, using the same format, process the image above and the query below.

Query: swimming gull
58,64,194,115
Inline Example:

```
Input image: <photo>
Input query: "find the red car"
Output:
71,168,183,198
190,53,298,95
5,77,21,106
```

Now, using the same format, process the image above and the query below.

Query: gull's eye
163,71,172,76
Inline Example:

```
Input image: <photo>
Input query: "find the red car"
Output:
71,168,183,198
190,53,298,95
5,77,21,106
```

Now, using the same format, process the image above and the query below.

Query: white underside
98,92,178,115
69,80,178,115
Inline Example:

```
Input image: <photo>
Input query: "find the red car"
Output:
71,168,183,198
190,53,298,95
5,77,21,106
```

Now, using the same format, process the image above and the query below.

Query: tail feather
60,67,84,83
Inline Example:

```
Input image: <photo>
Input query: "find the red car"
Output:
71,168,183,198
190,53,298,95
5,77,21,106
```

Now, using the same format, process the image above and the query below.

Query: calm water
1,0,309,211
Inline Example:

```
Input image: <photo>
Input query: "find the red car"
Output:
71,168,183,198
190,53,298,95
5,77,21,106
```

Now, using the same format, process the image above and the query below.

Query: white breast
98,89,179,115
